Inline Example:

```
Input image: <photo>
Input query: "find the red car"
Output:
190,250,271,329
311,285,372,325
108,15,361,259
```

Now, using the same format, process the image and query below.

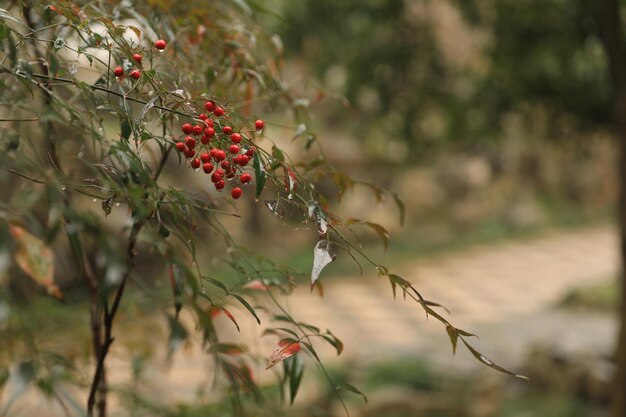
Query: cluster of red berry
174,100,264,200
112,39,167,80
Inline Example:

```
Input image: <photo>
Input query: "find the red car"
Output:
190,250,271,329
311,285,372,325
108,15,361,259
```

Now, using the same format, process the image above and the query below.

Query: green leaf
322,331,344,355
253,151,266,198
272,145,285,162
336,382,367,403
208,343,245,355
231,294,261,324
203,276,228,294
287,355,304,404
120,117,131,140
0,22,9,42
0,367,9,391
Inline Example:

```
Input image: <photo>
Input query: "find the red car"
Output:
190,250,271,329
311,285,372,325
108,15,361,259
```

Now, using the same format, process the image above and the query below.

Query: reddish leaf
9,224,61,299
242,279,269,290
265,339,301,370
209,306,240,332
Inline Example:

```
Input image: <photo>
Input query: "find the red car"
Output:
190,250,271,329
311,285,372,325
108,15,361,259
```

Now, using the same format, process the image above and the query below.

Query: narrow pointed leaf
288,355,304,404
446,325,459,354
336,382,368,403
214,306,240,332
460,338,528,379
231,294,261,324
168,263,185,317
253,151,266,198
393,192,406,226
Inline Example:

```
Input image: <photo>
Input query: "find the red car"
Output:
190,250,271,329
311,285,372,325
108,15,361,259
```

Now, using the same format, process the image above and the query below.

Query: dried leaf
311,240,336,289
266,339,301,370
9,225,60,299
460,338,528,380
393,192,406,226
446,325,459,354
140,95,159,120
264,200,285,219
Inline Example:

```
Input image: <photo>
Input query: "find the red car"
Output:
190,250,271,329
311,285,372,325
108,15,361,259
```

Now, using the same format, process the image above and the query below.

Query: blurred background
1,0,623,416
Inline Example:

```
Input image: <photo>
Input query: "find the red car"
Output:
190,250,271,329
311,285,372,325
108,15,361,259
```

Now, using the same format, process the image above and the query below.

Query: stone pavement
6,225,620,415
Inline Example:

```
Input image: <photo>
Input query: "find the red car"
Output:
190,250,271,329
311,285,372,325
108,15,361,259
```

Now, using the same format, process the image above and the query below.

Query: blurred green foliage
276,0,614,160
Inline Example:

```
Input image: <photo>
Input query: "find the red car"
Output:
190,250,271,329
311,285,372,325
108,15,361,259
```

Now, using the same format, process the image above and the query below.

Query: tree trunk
594,1,626,415
613,114,626,417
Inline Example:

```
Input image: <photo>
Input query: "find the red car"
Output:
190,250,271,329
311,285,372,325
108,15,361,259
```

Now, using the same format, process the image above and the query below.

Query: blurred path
280,224,619,370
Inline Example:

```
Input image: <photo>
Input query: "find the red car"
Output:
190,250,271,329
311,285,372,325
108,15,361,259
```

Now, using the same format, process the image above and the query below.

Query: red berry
211,172,221,183
204,101,215,112
113,66,124,77
201,135,210,145
132,54,142,63
215,150,226,161
184,147,195,158
185,136,196,148
182,123,193,134
155,39,166,50
129,69,141,80
203,162,214,173
245,147,256,157
198,113,208,121
200,153,211,163
210,148,219,159
215,169,225,177
255,119,264,130
222,126,233,135
231,187,242,199
204,127,215,138
214,106,225,117
240,173,252,183
215,179,225,190
220,161,230,169
238,155,250,166
226,168,235,178
192,124,203,136
229,144,240,154
191,158,201,169
230,133,242,143
206,119,214,128
175,142,186,152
